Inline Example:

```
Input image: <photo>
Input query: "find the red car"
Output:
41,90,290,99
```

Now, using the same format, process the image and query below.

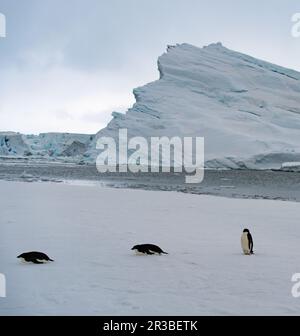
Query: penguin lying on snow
131,244,168,255
241,229,254,255
17,251,54,264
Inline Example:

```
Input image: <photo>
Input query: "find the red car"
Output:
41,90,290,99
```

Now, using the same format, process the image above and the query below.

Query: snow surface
1,180,300,315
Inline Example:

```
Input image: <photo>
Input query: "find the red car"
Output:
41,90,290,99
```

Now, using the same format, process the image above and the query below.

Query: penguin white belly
241,233,250,255
134,250,147,256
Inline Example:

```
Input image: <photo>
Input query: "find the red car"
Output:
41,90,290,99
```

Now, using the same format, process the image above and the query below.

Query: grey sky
0,0,299,134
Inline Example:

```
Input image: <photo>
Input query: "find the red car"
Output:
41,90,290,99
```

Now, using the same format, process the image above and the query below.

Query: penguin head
131,245,139,251
243,228,250,233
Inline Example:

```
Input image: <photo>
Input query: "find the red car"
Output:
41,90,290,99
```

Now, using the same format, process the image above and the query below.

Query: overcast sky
0,0,299,134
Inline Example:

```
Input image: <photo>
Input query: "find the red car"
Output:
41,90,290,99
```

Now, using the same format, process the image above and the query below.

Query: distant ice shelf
280,162,300,172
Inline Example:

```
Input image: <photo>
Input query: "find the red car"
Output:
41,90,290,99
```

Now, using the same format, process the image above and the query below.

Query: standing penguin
241,229,254,255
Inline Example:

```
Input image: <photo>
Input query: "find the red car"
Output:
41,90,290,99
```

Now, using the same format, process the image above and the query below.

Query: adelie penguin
241,229,254,255
17,251,54,264
131,244,168,255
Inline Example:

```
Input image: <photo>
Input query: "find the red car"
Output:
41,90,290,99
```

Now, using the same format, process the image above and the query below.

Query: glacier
2,43,300,169
0,132,93,162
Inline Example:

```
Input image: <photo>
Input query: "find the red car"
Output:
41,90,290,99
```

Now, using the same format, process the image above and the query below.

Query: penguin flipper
146,250,155,255
247,233,253,252
32,259,43,264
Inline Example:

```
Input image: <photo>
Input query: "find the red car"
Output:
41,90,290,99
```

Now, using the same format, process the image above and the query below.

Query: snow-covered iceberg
88,43,300,169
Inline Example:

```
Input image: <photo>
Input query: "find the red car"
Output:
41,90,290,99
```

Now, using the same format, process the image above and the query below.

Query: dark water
0,161,299,202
